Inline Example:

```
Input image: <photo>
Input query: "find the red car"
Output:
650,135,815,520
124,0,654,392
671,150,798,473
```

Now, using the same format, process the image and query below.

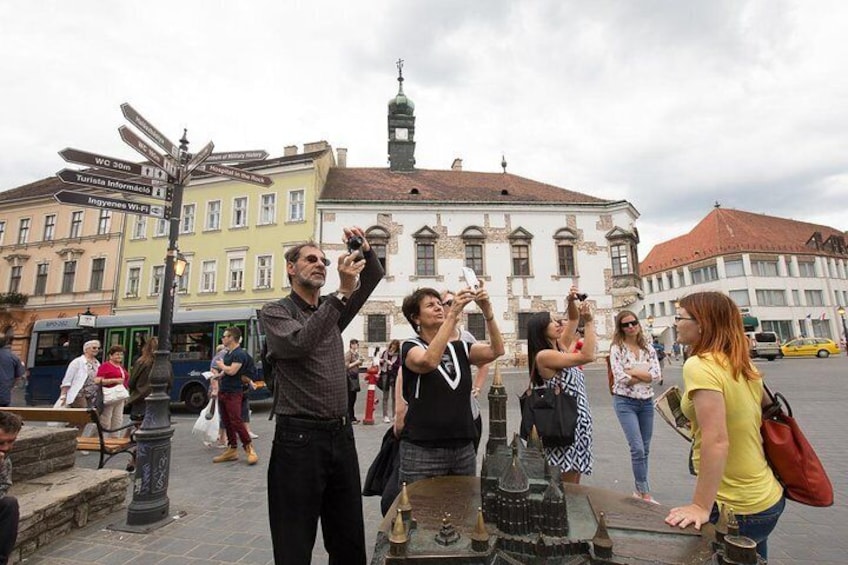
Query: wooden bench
3,406,137,470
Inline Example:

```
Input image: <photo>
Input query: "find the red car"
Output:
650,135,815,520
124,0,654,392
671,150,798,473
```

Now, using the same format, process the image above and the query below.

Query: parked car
746,331,781,361
780,338,842,358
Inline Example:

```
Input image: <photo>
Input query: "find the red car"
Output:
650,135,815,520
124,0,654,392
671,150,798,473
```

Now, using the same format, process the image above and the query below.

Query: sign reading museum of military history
204,150,269,164
54,190,167,218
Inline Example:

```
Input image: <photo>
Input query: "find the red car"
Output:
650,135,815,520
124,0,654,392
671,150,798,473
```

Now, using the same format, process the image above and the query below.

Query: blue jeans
710,495,785,560
613,395,654,494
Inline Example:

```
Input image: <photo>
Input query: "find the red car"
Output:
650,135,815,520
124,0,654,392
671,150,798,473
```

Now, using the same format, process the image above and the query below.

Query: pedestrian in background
212,326,258,465
127,337,157,422
525,288,596,484
58,340,101,410
609,311,662,503
260,230,383,565
96,345,129,436
345,339,363,423
0,337,24,408
379,340,401,424
665,292,784,561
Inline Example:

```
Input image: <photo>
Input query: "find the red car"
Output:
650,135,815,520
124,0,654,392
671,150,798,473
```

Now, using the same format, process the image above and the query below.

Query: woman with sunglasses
665,292,783,561
58,340,102,410
525,289,596,483
609,311,663,503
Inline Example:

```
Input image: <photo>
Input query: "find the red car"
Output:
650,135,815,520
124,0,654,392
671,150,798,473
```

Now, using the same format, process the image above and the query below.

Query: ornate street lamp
838,306,848,357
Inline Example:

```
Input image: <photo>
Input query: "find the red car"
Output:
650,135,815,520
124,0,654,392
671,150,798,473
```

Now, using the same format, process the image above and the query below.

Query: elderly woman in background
526,289,596,484
665,292,784,560
58,339,101,409
398,285,503,485
609,311,663,503
96,345,129,435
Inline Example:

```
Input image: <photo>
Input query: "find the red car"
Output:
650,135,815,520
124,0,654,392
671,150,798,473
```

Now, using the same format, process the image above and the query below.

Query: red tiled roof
640,208,848,275
321,168,613,205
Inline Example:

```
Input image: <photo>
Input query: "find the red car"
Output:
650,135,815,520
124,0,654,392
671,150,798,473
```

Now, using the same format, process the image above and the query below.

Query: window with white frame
658,302,666,316
201,261,216,292
260,194,276,225
154,218,168,237
729,289,750,307
610,244,632,276
0,221,5,244
509,228,533,277
70,211,83,238
755,289,787,306
646,278,654,293
132,216,147,239
791,289,800,305
90,258,105,291
232,197,248,227
17,218,30,244
151,265,165,296
666,272,674,289
657,277,664,292
228,257,244,290
797,260,816,277
34,263,48,296
43,214,56,241
804,289,824,307
256,255,273,288
725,258,744,277
97,210,111,235
177,261,190,294
416,242,436,276
181,204,196,234
287,190,304,222
367,315,388,343
690,265,719,284
8,266,22,293
467,312,487,340
206,200,221,230
463,227,486,275
367,227,390,273
61,260,76,293
751,259,779,277
126,266,141,297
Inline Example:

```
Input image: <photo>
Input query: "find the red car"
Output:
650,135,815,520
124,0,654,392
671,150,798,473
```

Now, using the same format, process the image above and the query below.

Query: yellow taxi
780,338,842,358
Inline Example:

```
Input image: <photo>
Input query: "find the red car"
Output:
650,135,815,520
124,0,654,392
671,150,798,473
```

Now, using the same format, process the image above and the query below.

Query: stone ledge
8,467,130,564
10,426,78,481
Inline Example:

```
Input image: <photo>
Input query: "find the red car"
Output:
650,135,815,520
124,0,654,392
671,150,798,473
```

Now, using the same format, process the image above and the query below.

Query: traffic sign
205,150,269,163
184,140,215,177
57,169,171,201
120,103,180,159
197,163,273,187
54,190,167,218
59,148,173,183
119,126,179,178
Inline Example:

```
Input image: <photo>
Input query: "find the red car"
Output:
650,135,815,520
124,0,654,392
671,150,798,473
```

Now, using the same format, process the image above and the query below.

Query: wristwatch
333,291,349,305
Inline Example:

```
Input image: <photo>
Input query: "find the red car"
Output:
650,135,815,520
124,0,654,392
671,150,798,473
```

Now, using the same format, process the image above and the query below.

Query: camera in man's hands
347,235,364,259
576,292,588,301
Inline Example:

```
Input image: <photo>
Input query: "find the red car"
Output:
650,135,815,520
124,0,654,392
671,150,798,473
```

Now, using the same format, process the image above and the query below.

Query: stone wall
9,426,77,481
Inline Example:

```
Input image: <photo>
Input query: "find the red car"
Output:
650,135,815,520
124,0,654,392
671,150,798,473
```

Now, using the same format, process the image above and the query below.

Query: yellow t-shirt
681,353,783,514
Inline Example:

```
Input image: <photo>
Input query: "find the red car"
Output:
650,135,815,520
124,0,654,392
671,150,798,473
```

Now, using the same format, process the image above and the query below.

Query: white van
746,332,781,361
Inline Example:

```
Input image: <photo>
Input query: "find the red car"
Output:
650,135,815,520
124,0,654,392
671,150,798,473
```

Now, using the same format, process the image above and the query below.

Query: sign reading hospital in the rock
53,190,167,218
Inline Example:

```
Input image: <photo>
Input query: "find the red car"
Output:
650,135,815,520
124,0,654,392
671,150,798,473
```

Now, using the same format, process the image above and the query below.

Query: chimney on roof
304,141,329,153
284,145,298,156
336,148,348,168
451,158,462,171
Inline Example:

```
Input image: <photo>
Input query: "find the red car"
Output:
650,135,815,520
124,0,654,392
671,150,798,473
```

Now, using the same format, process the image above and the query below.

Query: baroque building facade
639,206,848,345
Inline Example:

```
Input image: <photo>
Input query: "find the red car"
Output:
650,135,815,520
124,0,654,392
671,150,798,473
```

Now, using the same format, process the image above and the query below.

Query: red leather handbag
761,386,833,507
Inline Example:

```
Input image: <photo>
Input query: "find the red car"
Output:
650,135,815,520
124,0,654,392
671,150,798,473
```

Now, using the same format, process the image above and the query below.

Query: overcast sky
2,0,847,255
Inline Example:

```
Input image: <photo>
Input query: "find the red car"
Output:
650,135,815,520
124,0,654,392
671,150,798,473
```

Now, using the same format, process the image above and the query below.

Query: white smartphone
462,267,480,291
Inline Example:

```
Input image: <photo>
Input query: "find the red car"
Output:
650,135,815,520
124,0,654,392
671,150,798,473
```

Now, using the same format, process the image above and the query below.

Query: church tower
388,58,416,172
486,363,508,455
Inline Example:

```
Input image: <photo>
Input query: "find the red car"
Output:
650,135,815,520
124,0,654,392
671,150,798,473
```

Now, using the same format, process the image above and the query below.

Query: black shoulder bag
519,365,578,448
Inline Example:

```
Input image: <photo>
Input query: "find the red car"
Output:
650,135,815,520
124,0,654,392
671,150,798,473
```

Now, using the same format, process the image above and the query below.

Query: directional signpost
197,162,273,186
54,190,167,217
184,140,215,177
57,168,171,201
118,126,179,178
121,103,180,159
204,149,269,163
59,148,173,183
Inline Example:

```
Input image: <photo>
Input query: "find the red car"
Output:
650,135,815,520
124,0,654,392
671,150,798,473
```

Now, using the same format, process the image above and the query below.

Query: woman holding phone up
609,311,663,503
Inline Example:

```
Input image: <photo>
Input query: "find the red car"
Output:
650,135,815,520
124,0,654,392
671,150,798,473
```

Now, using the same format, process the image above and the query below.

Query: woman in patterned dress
526,290,596,483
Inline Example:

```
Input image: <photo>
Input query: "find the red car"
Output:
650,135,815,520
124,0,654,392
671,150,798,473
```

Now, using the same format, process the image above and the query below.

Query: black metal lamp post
838,306,848,357
125,132,190,528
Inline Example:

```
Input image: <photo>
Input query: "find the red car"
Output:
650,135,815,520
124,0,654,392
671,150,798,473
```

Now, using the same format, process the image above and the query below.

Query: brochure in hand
654,385,693,442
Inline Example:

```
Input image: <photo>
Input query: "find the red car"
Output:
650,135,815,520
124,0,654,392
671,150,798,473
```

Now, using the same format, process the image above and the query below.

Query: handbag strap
762,383,792,419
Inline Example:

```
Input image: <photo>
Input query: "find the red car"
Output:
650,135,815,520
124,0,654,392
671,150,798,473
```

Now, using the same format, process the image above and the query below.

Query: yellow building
0,177,127,360
114,143,338,312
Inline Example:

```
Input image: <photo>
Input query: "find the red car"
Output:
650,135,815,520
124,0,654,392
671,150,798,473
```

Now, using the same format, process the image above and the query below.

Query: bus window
34,332,75,366
172,323,214,361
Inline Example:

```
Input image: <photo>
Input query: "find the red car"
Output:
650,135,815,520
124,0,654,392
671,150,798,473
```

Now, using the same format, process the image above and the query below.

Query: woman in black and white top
398,286,504,485
609,310,663,503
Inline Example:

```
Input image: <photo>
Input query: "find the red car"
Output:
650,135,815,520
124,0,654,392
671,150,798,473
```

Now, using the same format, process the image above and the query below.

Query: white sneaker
383,416,391,424
248,432,259,439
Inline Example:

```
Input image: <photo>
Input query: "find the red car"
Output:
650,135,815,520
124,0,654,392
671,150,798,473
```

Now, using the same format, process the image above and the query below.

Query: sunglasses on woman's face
620,320,640,328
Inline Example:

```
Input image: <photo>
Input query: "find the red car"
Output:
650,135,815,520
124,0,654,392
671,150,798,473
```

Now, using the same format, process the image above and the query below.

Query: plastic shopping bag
192,398,219,443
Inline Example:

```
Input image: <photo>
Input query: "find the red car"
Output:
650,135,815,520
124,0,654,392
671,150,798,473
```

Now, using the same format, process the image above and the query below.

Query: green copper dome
388,90,415,116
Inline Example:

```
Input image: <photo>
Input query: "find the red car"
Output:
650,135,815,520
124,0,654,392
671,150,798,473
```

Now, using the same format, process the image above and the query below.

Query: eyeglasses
620,320,640,328
674,315,696,322
303,254,330,266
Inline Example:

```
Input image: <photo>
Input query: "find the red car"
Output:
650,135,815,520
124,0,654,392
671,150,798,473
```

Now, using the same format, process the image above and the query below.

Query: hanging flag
805,313,812,319
820,312,827,321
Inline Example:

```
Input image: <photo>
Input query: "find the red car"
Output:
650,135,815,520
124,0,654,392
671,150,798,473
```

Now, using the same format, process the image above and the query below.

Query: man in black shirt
260,228,383,565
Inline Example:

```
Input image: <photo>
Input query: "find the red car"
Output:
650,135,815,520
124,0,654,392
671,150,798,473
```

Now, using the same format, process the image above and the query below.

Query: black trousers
268,416,366,565
0,495,19,565
348,390,358,422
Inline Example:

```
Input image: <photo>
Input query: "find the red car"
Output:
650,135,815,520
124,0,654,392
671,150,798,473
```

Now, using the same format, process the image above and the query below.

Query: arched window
366,226,390,272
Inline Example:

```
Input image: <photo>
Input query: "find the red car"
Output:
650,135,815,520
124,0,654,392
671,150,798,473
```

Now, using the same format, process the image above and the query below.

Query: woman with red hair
665,292,784,560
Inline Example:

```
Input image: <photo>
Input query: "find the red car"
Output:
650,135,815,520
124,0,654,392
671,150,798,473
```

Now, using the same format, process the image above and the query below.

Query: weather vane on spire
396,58,404,80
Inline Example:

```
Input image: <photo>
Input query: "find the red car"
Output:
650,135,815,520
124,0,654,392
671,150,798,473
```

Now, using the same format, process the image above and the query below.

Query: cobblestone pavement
14,355,848,564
